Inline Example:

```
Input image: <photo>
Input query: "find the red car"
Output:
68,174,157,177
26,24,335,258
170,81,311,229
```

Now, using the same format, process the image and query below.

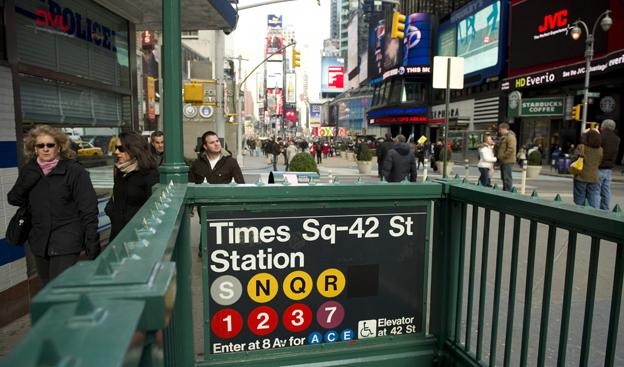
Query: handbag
6,206,31,245
568,157,584,175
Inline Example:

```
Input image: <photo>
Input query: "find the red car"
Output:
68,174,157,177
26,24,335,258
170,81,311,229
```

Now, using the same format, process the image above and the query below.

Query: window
388,79,403,104
402,80,426,103
181,31,199,39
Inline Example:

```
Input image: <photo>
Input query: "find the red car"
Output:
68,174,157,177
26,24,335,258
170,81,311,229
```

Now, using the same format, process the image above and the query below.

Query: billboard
267,14,282,28
310,104,321,124
456,1,500,75
509,0,608,73
321,57,345,94
368,12,432,82
436,24,456,57
267,89,283,116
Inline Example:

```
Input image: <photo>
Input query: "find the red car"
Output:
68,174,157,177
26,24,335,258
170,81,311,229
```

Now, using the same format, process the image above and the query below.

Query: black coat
7,159,99,258
106,168,159,241
382,143,418,182
188,153,245,184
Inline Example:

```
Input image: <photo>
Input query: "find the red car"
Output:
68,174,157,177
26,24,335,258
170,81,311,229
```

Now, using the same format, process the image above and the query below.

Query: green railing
1,180,622,367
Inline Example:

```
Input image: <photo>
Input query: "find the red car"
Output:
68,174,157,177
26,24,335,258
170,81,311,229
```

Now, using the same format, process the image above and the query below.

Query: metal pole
215,31,225,138
159,0,188,183
281,51,287,138
581,34,593,135
236,55,244,166
443,57,451,178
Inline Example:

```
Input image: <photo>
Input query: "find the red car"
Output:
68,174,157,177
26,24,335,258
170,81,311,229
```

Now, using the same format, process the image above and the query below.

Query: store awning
95,0,238,32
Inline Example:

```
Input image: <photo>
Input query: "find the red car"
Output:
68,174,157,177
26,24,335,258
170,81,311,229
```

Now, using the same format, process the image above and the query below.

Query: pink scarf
37,157,60,176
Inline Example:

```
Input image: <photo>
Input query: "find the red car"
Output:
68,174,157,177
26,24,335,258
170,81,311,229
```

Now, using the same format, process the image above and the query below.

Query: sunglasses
115,145,126,153
35,143,57,149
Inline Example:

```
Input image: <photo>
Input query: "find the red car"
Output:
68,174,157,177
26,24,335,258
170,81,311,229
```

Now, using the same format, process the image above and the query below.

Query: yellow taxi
77,142,103,156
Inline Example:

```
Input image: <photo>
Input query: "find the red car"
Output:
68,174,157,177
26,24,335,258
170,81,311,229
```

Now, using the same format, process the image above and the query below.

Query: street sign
432,56,464,90
204,206,428,354
576,90,600,98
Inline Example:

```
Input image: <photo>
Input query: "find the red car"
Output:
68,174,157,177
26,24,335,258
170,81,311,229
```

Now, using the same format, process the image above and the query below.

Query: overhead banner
205,206,428,354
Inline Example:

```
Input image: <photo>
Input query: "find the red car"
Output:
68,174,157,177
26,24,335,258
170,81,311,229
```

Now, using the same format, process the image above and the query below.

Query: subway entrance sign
202,205,429,354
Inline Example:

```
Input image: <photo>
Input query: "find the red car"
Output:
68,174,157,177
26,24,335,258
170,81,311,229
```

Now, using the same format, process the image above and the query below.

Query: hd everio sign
204,206,427,354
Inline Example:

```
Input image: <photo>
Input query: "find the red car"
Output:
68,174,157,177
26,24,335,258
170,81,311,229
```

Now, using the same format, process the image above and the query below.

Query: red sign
370,116,428,124
142,31,154,49
211,309,243,339
538,9,568,33
327,66,344,90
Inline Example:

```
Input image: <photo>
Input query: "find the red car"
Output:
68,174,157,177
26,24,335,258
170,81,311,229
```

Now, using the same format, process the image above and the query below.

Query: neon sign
30,0,118,53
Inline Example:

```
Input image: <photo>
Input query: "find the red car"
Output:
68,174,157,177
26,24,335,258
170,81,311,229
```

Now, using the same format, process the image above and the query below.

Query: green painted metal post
160,0,189,184
168,206,195,366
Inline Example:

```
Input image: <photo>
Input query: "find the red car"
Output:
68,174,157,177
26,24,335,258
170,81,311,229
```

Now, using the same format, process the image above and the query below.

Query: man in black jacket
189,131,245,184
150,130,164,166
598,119,621,210
376,133,394,178
381,134,418,182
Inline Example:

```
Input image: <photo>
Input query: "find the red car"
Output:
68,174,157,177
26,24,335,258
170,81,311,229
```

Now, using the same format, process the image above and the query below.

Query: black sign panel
509,0,608,72
204,206,428,354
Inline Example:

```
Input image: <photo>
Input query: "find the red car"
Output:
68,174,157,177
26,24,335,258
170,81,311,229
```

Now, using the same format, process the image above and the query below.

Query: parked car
77,142,103,156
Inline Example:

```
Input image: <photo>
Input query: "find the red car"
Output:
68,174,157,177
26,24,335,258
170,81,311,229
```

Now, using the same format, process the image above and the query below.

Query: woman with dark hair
105,131,159,241
8,125,99,285
573,129,603,208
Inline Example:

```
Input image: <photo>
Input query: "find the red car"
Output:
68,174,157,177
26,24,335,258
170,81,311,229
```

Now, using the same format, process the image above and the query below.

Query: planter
357,161,372,174
436,161,454,176
526,165,542,178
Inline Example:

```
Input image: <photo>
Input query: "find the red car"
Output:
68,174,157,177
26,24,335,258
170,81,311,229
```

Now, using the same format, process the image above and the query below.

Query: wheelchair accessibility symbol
357,319,377,339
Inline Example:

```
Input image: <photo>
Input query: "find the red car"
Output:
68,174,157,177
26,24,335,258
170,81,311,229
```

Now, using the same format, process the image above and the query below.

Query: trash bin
269,171,320,184
558,155,571,174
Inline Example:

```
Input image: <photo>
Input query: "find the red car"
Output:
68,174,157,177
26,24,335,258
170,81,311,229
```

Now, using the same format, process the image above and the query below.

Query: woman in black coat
105,132,159,241
8,125,100,285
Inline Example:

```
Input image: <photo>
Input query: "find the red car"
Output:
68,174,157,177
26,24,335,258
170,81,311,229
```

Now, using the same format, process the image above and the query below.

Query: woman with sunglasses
105,131,159,241
7,125,100,285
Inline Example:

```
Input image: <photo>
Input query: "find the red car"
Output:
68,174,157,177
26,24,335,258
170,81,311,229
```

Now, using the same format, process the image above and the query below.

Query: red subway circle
282,303,313,332
211,309,243,339
248,306,279,336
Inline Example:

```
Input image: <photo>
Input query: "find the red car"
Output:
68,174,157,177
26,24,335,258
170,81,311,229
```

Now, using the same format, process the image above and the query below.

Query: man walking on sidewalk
497,122,517,191
598,119,621,210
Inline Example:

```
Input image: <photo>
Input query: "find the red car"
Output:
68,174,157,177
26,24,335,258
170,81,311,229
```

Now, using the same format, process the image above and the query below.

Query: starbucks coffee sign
519,97,564,117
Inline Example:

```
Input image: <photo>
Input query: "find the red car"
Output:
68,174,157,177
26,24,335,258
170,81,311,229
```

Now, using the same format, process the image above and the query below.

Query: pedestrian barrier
1,179,622,367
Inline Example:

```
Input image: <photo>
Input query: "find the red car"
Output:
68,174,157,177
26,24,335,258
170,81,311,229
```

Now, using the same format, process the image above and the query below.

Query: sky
225,0,331,105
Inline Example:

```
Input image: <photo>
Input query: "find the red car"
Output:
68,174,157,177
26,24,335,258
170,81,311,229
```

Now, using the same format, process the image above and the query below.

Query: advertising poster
146,76,156,120
347,17,359,74
456,1,500,75
286,73,296,104
509,0,608,72
266,29,284,56
285,108,297,126
267,88,283,116
402,13,432,68
266,61,283,89
321,57,345,94
310,104,321,124
367,13,385,82
205,206,427,354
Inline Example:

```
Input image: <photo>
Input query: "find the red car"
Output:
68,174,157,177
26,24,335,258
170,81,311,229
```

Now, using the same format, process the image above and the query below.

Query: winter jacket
286,145,298,163
599,129,621,169
272,141,282,155
497,131,517,164
575,145,603,183
188,151,245,185
381,143,418,182
477,144,497,169
377,141,395,164
106,167,159,241
8,159,99,258
150,145,164,166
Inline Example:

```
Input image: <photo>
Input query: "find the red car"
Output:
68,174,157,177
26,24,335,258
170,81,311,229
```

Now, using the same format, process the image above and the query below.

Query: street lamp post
570,10,613,133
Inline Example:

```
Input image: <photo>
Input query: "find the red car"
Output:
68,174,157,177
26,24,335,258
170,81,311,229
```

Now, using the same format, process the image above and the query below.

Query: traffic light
571,104,582,121
391,10,406,39
292,48,301,69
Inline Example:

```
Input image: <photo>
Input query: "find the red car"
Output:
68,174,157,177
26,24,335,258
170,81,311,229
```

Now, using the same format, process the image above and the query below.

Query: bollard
423,158,429,182
328,169,334,183
464,159,470,181
520,162,527,194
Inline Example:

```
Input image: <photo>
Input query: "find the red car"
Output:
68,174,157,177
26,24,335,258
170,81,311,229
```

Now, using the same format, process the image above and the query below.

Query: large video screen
456,1,500,75
321,56,345,94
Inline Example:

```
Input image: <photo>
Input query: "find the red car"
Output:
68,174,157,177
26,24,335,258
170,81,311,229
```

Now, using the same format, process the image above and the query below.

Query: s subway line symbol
538,9,568,33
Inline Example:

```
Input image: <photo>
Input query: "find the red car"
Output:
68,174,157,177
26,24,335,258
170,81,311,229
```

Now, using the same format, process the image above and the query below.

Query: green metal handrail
1,180,622,367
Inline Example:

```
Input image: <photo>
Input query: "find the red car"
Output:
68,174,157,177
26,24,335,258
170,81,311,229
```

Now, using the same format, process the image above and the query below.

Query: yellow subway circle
282,271,313,300
247,273,279,303
316,268,346,298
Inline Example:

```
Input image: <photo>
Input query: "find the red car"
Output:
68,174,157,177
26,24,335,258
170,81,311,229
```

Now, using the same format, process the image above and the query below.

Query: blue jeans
500,163,513,191
478,167,491,187
598,169,612,210
573,179,600,208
